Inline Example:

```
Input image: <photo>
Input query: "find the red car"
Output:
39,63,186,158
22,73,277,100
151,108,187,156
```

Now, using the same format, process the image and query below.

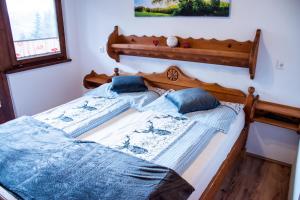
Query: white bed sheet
77,109,139,140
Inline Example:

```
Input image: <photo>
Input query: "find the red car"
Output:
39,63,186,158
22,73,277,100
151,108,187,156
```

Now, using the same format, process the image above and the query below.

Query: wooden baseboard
246,152,291,168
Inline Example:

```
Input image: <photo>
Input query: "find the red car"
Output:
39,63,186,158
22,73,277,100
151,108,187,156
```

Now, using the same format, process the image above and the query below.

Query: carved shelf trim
107,26,261,79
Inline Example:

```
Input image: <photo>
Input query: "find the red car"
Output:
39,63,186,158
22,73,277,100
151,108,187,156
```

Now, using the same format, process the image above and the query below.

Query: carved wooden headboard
117,66,255,124
84,66,255,124
135,66,243,102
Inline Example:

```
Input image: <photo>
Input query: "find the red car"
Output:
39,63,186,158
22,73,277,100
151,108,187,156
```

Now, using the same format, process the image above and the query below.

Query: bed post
244,87,256,127
113,68,120,76
242,87,256,159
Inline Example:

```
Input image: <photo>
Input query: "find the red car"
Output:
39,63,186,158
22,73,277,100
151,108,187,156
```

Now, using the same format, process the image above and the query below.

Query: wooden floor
215,155,291,200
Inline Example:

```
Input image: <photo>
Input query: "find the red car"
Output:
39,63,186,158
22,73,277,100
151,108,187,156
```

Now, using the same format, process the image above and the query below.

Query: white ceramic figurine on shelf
167,36,178,48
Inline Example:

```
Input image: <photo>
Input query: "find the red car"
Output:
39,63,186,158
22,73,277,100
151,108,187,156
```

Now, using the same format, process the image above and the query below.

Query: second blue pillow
166,88,220,114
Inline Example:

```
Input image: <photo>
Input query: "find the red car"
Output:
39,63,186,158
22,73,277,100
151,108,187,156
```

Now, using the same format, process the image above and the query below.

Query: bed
82,66,255,199
0,66,255,200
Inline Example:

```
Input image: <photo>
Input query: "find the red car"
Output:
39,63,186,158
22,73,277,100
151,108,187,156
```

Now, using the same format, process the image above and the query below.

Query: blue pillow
110,76,148,93
166,88,220,114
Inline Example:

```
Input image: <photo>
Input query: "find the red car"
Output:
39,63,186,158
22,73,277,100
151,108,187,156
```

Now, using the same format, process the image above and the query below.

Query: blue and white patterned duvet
95,111,197,161
34,96,130,138
0,117,194,200
143,93,244,134
85,110,218,174
124,94,245,173
186,101,244,133
35,83,162,138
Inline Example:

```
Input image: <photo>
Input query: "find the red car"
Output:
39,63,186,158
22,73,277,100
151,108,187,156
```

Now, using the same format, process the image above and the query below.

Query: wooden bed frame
1,66,256,200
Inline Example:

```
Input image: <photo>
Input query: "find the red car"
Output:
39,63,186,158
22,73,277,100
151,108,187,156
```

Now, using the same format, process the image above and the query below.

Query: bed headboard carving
167,68,179,81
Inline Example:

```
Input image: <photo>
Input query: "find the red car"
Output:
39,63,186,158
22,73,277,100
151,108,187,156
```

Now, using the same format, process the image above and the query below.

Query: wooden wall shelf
251,99,300,133
107,26,261,79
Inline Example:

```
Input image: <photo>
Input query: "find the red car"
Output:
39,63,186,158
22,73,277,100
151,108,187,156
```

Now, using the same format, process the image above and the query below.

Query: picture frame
134,0,231,17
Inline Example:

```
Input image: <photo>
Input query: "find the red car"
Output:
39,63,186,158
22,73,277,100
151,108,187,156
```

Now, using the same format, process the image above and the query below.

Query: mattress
184,110,245,200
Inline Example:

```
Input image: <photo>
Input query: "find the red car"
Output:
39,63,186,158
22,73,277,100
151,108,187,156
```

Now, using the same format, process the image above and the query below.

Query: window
1,0,70,72
6,0,60,60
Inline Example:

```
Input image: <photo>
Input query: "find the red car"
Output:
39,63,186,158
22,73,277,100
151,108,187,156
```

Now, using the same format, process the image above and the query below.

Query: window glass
6,0,61,60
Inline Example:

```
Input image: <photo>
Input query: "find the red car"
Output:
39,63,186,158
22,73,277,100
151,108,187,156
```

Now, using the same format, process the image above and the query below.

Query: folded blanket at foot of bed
0,117,194,200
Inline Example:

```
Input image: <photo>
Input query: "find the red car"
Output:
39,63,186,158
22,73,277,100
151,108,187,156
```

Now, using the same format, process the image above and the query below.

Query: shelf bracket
249,29,261,79
107,26,120,62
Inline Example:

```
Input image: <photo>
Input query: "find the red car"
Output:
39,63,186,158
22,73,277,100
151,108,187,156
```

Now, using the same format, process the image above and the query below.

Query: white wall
7,0,83,117
74,0,300,164
248,122,299,164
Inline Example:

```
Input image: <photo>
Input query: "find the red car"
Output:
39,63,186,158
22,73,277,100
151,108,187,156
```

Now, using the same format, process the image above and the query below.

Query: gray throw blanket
0,117,194,200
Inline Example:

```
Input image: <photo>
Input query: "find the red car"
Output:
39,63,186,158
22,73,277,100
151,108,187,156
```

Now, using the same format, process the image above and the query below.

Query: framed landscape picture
134,0,231,17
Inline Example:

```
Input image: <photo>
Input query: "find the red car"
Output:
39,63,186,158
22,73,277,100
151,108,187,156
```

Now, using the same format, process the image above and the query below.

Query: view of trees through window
6,0,61,60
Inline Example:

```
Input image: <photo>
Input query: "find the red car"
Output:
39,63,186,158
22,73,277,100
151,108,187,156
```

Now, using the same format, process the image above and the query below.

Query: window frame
1,0,70,73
